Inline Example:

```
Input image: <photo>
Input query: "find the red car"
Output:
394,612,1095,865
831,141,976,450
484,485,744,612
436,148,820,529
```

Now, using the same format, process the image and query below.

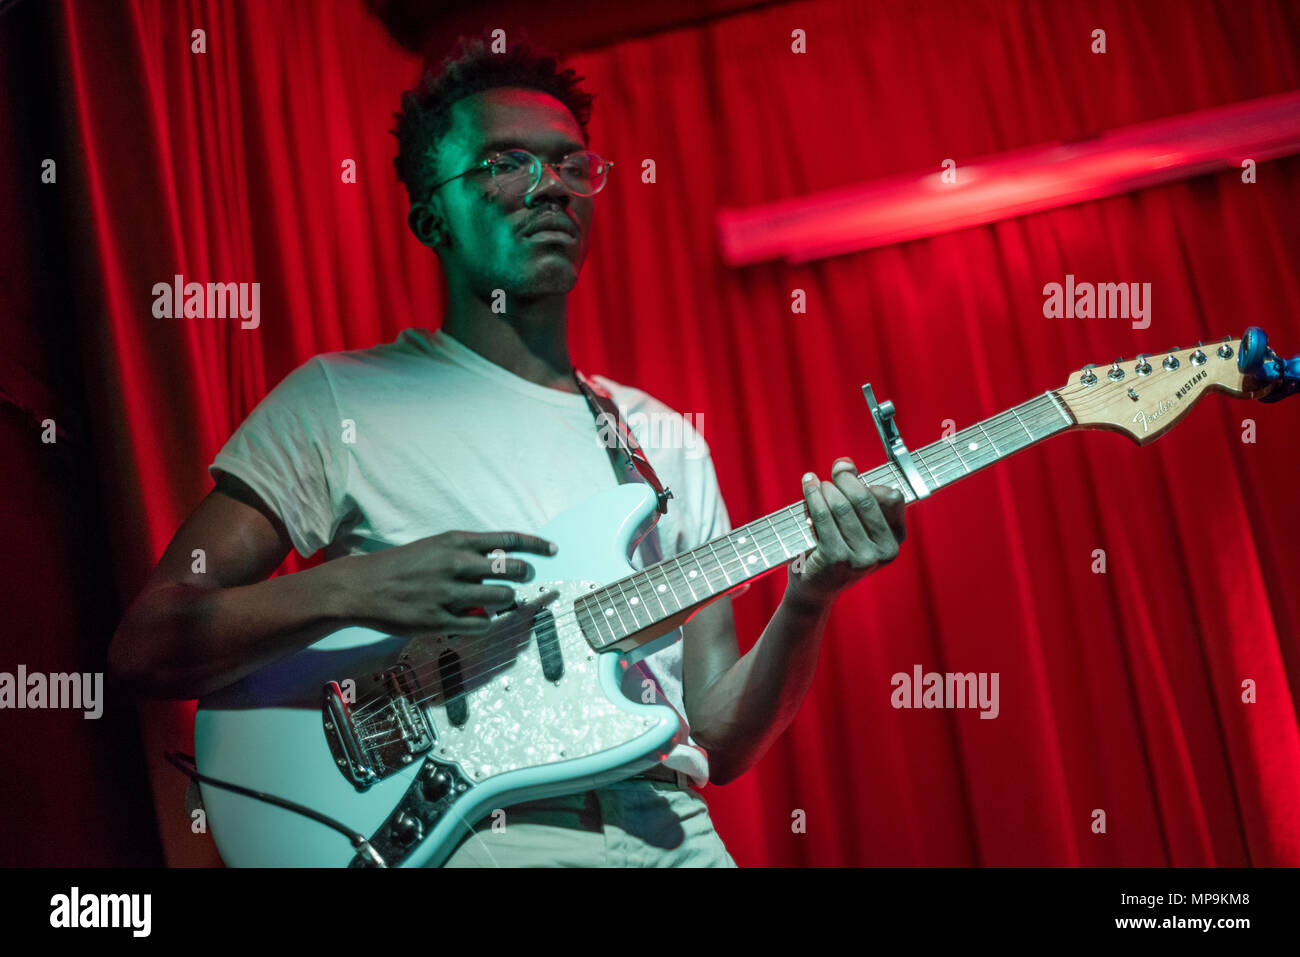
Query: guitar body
195,483,687,867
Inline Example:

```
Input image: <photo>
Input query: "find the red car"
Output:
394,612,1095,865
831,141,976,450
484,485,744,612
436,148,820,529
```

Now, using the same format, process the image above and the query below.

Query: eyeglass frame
425,148,615,200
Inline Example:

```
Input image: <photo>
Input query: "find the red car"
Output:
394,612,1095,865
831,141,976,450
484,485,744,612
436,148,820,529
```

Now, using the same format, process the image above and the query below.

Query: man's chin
516,263,580,298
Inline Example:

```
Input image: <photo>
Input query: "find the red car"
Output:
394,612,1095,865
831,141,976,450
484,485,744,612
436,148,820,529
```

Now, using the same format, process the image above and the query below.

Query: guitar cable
164,750,387,866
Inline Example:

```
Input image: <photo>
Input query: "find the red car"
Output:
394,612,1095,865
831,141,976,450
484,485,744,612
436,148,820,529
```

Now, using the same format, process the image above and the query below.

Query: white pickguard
405,584,656,783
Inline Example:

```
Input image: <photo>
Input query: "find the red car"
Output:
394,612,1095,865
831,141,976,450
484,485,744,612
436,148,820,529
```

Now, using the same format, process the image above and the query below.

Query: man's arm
109,474,357,699
109,474,555,700
683,457,905,785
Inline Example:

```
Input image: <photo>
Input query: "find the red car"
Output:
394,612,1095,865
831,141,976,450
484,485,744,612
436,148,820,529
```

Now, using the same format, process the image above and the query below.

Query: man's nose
523,166,571,208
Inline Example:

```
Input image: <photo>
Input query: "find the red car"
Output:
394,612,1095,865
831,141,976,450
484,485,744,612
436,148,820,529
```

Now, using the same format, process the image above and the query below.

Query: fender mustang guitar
190,327,1299,867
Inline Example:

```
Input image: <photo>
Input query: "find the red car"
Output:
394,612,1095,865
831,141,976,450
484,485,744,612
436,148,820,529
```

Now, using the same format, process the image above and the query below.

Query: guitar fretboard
574,390,1075,650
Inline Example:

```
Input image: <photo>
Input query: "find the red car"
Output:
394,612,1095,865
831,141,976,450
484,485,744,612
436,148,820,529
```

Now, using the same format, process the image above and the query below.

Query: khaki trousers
440,778,737,867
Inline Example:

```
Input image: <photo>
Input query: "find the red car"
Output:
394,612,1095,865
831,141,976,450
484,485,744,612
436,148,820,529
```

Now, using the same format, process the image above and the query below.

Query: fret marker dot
657,584,667,592
747,555,757,564
738,535,747,544
604,608,614,617
689,570,698,578
968,442,979,451
629,597,639,605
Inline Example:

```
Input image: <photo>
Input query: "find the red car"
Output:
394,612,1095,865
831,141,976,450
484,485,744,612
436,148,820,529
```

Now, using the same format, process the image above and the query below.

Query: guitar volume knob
390,812,422,846
422,767,452,801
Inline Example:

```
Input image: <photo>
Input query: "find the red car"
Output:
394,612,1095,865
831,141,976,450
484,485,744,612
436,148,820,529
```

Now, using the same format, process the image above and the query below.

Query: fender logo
1175,369,1207,400
1132,398,1175,433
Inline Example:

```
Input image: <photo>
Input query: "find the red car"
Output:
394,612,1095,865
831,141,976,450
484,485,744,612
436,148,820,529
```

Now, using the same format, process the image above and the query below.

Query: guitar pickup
383,666,435,755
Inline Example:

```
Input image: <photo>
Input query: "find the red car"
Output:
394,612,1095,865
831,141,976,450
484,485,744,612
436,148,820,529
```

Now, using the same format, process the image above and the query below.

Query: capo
862,383,929,499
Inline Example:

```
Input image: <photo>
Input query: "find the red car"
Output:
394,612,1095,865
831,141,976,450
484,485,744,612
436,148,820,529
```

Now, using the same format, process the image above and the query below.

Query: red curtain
58,0,1300,865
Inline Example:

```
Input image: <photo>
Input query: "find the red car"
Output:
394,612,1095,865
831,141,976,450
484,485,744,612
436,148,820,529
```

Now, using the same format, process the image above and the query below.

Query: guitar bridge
322,664,435,791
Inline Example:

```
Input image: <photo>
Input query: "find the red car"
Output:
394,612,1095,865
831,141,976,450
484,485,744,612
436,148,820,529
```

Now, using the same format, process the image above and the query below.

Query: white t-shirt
209,326,731,786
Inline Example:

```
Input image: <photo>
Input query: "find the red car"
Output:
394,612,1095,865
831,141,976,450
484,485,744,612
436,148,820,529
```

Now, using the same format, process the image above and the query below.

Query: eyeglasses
427,149,614,199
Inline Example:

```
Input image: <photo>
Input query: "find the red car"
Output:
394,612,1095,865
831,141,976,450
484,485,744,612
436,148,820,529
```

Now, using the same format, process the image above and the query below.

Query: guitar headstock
1054,335,1277,444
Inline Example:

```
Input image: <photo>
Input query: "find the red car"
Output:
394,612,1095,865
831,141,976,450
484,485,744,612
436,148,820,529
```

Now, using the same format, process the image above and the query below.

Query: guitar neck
577,390,1076,652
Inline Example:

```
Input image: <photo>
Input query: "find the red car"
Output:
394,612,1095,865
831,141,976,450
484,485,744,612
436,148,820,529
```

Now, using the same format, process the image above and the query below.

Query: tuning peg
1135,354,1153,376
1162,351,1181,371
1107,359,1125,381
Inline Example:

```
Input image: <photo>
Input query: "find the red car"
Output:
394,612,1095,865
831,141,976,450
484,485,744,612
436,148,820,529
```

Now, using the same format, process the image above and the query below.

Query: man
110,36,907,867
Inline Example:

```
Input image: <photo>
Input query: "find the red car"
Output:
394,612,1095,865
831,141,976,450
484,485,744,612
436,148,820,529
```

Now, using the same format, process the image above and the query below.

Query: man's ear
407,200,446,249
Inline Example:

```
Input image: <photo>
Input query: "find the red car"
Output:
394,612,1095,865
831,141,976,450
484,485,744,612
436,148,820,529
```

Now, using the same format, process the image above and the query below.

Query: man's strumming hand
336,530,558,635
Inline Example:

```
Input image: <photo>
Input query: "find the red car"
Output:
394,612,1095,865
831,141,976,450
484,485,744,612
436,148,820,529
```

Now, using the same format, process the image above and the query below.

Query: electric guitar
193,327,1299,867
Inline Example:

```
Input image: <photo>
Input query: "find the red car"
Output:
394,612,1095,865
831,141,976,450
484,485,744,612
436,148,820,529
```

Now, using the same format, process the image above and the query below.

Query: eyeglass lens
492,150,608,197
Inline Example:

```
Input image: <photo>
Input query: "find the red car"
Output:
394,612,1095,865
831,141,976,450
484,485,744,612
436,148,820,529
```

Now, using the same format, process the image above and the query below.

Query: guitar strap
573,369,673,516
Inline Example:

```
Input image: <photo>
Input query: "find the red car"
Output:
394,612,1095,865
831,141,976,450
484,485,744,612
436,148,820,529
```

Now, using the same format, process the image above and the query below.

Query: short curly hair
392,34,594,206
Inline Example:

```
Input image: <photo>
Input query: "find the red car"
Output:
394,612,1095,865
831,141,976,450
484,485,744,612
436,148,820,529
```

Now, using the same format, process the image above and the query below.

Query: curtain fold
57,0,1300,865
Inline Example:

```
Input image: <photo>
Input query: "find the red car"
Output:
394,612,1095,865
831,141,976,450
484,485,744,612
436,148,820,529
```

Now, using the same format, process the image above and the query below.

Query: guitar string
349,395,1075,732
347,395,1066,726
350,360,1228,734
348,396,1075,737
352,388,1155,738
352,379,1193,747
354,363,1234,737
